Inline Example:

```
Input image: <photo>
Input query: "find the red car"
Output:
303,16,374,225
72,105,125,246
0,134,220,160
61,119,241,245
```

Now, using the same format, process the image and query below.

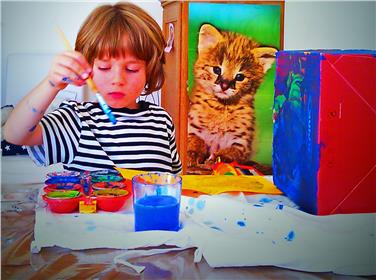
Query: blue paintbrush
56,27,117,124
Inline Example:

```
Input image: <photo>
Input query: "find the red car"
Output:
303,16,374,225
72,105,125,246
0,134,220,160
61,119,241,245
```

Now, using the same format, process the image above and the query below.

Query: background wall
284,1,375,50
1,0,163,106
1,0,375,106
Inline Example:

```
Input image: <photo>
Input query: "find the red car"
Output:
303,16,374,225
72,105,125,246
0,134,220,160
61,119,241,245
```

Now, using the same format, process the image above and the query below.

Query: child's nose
112,68,126,86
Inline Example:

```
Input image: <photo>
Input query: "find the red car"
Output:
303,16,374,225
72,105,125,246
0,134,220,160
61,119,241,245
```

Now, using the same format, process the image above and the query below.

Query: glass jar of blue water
132,173,182,231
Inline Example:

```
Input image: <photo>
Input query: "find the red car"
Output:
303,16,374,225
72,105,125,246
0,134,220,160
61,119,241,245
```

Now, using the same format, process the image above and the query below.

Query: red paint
318,53,376,215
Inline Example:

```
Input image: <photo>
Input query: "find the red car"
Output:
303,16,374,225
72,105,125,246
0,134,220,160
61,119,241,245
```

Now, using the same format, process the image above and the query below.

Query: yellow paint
115,167,282,195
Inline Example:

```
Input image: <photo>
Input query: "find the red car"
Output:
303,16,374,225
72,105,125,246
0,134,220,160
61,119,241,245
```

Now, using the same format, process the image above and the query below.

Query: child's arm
3,50,91,146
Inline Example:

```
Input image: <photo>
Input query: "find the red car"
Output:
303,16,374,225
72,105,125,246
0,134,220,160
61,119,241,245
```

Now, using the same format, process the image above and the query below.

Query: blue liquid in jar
134,195,180,231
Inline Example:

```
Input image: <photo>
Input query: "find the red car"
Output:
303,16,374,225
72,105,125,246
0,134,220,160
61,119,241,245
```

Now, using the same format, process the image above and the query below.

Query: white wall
1,1,375,106
1,0,163,106
284,0,375,50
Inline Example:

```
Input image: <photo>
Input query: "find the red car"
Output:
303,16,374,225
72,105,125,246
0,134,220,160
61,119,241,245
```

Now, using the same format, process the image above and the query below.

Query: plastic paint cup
132,172,182,232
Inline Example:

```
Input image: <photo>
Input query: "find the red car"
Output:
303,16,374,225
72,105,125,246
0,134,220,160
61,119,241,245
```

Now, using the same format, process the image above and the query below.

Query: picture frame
161,0,284,174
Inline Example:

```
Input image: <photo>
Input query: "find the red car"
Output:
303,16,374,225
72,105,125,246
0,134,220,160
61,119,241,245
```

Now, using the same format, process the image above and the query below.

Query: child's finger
57,58,89,81
62,51,92,78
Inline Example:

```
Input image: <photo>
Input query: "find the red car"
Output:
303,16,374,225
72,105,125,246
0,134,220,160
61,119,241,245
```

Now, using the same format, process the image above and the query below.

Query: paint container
93,189,130,212
42,190,82,213
90,169,123,183
132,173,182,231
45,171,81,185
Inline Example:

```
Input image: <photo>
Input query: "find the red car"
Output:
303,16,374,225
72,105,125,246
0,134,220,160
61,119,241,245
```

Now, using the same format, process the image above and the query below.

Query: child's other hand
47,51,92,90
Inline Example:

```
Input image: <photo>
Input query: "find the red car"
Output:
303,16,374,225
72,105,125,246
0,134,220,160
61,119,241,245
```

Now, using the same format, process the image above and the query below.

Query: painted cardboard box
273,50,376,215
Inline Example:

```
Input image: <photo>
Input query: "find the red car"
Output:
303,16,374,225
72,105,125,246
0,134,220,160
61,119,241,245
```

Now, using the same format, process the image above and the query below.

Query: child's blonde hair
75,2,166,95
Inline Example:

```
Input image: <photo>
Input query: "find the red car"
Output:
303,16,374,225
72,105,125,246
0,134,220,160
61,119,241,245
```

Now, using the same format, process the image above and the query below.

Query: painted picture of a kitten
187,23,277,169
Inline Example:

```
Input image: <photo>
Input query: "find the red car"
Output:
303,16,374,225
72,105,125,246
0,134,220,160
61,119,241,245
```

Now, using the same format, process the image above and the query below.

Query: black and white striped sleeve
166,115,182,174
27,103,81,166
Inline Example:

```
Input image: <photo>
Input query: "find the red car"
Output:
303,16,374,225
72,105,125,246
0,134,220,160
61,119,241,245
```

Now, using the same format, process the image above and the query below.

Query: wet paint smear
237,221,246,227
285,230,295,241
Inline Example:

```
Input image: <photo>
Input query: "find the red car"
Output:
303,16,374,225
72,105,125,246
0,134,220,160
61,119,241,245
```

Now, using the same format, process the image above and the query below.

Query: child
3,2,182,174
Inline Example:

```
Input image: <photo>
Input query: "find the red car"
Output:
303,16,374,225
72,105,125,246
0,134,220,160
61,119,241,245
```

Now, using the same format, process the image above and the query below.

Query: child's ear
252,47,278,73
198,24,223,55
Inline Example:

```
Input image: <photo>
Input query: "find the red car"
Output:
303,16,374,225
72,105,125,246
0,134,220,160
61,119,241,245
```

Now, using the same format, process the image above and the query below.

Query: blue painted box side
272,51,321,214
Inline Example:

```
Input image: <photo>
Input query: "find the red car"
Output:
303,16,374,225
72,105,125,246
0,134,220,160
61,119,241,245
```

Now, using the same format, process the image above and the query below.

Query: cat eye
235,73,245,81
213,66,221,75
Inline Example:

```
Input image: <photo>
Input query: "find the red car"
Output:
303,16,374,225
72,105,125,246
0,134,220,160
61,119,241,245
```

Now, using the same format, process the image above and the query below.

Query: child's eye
126,68,139,73
98,66,110,71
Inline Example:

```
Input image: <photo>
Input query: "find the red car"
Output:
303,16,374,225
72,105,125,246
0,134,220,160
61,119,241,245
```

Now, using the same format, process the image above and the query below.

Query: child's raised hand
47,50,92,90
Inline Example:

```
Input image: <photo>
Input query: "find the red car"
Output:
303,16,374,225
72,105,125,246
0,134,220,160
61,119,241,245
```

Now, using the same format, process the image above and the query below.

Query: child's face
92,51,146,109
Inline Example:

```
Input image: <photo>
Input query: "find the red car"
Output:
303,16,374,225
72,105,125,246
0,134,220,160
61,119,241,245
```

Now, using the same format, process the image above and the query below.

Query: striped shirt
27,100,182,174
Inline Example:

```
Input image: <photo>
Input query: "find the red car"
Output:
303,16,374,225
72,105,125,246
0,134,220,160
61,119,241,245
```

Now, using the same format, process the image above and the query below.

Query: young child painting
3,2,182,174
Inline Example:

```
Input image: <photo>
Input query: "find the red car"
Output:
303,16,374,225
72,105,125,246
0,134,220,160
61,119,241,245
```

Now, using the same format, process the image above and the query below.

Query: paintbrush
56,27,117,124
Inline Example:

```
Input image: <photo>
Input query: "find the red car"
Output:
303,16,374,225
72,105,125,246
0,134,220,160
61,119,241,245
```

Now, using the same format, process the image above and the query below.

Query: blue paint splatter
188,198,195,206
237,221,246,227
285,230,295,241
196,200,206,210
210,226,223,231
253,204,263,207
276,204,284,210
188,209,194,215
29,124,37,132
86,225,96,232
259,197,273,203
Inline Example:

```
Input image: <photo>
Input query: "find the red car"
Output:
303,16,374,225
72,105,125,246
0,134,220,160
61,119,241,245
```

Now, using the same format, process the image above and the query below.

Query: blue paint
276,204,284,210
253,204,263,207
188,208,194,215
196,200,206,210
96,93,117,124
134,195,180,231
273,50,321,214
237,221,246,227
259,197,273,203
188,197,195,206
29,124,37,132
62,77,73,83
86,225,96,231
285,230,295,241
210,226,223,231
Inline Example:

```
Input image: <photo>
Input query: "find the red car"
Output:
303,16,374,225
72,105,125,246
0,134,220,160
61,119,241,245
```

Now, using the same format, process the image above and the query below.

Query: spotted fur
187,24,277,167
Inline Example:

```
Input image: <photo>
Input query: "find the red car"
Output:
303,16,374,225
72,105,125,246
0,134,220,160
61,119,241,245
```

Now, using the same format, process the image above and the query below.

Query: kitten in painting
187,23,277,168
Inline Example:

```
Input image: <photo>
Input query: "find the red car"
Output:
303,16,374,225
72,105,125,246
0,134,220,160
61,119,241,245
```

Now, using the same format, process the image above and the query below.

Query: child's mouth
108,92,125,99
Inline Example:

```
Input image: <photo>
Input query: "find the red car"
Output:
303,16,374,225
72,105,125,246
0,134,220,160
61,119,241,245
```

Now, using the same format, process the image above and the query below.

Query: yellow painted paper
116,167,282,195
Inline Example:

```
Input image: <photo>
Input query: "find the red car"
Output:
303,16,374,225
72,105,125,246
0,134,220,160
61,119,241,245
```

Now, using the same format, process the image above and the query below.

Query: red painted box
273,50,376,215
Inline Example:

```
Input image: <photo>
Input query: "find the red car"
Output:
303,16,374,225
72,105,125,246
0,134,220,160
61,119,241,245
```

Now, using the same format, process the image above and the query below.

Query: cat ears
198,24,223,54
252,47,278,73
198,24,278,73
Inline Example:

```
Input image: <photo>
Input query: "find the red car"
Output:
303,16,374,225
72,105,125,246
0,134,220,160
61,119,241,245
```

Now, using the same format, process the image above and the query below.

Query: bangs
95,19,133,60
